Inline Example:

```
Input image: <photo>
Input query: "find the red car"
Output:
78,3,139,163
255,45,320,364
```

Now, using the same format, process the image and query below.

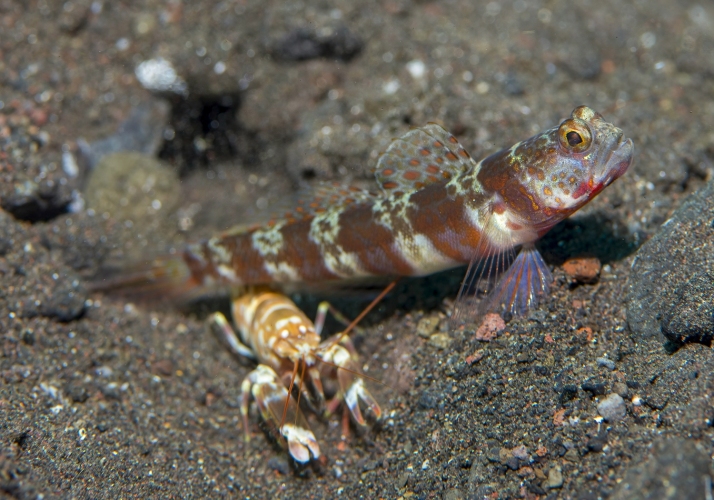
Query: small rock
20,329,34,345
59,0,91,34
443,487,464,500
396,471,410,489
267,456,290,475
560,384,578,403
517,465,534,478
563,257,601,283
134,57,188,96
545,466,563,489
101,383,122,400
465,351,484,365
65,383,89,403
613,382,629,398
596,357,616,370
512,445,529,461
271,24,363,61
474,313,506,341
152,359,174,377
362,459,379,472
564,448,579,462
498,447,513,465
79,101,170,169
418,390,441,410
505,457,520,471
428,333,452,349
39,273,87,322
416,315,440,338
597,393,627,422
582,380,607,396
587,432,608,452
485,447,501,463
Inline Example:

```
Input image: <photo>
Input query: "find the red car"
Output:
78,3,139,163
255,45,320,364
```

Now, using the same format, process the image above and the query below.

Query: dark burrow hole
301,168,317,180
159,93,264,176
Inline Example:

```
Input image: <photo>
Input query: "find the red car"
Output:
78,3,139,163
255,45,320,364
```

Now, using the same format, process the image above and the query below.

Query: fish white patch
373,194,409,230
206,238,232,264
217,264,240,283
264,261,301,281
474,202,538,249
185,242,208,265
322,249,364,278
448,168,483,197
252,225,285,256
308,210,364,277
464,204,487,236
394,232,454,276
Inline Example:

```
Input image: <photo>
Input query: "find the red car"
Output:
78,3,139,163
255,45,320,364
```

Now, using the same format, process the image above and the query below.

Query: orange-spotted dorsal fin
375,123,477,195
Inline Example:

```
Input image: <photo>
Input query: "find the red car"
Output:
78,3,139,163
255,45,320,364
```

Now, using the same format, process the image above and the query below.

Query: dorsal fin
375,123,477,195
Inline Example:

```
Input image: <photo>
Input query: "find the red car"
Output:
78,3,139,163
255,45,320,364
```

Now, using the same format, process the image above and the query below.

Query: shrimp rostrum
210,289,382,463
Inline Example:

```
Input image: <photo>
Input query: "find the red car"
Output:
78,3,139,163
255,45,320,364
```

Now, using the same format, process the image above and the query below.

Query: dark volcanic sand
1,1,714,499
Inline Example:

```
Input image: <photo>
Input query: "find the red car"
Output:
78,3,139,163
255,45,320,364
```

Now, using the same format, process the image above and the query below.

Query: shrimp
209,286,389,463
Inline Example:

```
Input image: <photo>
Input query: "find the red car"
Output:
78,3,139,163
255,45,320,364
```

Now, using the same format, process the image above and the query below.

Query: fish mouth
597,136,634,187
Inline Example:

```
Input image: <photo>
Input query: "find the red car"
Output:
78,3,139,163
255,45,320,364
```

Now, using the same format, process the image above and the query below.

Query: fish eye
566,131,582,146
558,118,592,153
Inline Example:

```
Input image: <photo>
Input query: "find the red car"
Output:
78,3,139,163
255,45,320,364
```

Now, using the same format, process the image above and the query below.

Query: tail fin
87,253,205,304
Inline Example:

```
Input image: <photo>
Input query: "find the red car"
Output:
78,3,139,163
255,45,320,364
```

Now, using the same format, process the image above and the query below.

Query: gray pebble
78,101,169,170
597,393,627,422
596,357,616,370
396,471,410,489
267,456,290,475
416,315,440,338
443,487,464,500
428,333,452,350
271,24,362,61
39,274,86,322
545,466,563,489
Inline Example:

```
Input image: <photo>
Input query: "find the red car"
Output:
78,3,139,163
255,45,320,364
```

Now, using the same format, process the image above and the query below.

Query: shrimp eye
558,118,592,153
566,131,582,146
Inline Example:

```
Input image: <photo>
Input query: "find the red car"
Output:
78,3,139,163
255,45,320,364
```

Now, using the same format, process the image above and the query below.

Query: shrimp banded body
210,290,381,463
128,106,634,317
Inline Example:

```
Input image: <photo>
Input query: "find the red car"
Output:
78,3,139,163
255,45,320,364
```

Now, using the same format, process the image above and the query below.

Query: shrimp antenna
291,358,308,428
328,280,397,349
280,361,300,430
